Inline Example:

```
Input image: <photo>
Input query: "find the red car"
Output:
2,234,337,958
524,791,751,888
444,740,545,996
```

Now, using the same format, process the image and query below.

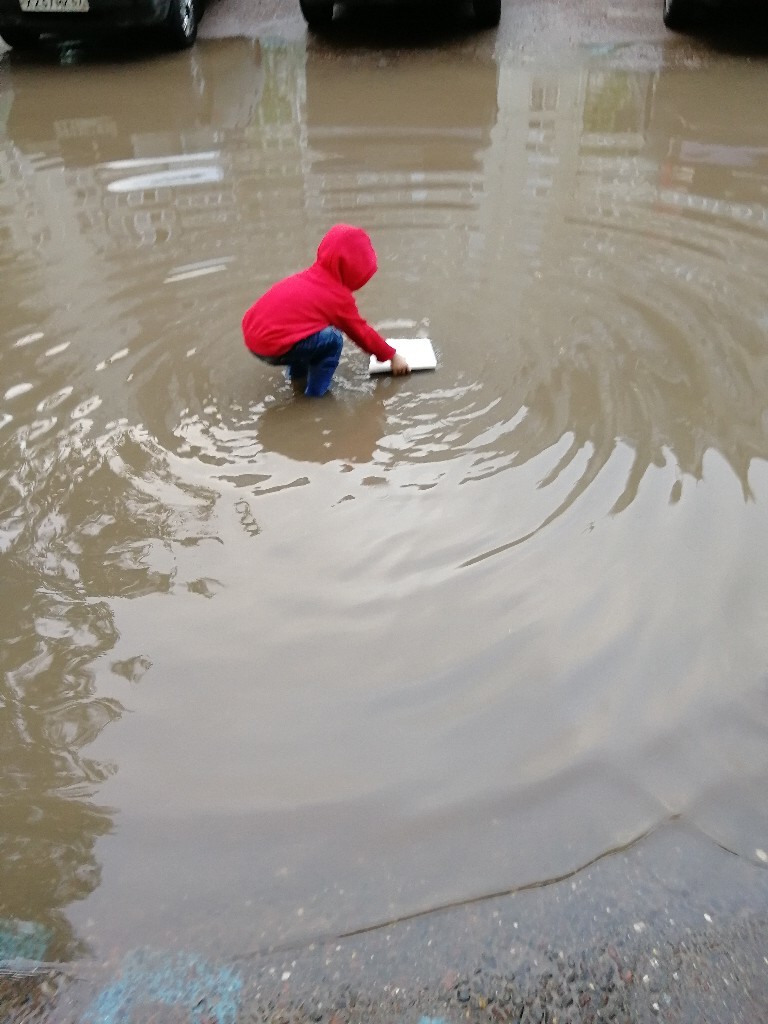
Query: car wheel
299,0,334,31
162,0,198,49
1,26,40,48
662,0,699,31
473,0,501,29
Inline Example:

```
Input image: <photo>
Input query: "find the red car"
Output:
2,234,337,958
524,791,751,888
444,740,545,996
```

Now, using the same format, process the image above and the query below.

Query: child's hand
391,352,410,376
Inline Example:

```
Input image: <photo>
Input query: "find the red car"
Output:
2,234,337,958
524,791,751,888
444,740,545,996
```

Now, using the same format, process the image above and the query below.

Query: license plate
54,117,117,139
19,0,90,12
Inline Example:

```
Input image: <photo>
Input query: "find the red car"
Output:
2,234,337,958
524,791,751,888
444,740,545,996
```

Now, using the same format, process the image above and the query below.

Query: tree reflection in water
0,421,215,967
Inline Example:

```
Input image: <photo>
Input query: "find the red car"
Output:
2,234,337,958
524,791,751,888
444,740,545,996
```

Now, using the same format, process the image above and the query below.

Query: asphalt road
3,821,768,1023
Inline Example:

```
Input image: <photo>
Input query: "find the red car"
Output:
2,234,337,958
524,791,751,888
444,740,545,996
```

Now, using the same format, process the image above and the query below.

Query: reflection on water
0,419,218,961
2,35,768,965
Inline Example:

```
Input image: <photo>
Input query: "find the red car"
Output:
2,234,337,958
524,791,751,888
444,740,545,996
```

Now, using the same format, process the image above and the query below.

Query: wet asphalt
3,823,768,1022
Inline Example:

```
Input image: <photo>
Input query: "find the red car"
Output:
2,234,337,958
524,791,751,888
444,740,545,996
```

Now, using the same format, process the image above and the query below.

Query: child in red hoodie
242,224,410,397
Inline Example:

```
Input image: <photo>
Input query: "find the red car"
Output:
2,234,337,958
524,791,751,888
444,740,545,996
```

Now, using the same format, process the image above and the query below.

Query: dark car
663,0,758,31
299,0,501,32
0,0,203,50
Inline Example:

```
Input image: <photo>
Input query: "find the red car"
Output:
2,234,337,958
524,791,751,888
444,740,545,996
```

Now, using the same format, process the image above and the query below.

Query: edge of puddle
3,818,768,1024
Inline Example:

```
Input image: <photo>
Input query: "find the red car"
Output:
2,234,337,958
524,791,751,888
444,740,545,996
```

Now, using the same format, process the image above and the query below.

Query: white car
299,0,501,31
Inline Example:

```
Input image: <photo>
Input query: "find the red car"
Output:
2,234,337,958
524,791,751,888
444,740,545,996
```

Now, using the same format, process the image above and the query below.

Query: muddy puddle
2,30,768,970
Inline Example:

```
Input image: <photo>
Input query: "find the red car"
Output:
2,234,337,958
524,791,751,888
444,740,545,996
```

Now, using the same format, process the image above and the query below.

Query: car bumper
0,0,170,33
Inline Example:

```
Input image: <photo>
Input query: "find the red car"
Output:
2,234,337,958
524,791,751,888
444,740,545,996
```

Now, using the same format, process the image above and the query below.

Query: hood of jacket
315,224,378,291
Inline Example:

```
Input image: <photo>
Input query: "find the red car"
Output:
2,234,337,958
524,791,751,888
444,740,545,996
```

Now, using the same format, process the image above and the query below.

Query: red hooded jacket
242,224,396,364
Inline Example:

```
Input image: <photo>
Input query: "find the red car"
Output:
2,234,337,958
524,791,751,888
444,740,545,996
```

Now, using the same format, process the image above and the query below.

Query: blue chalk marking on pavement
0,920,51,963
418,1017,447,1024
83,949,243,1024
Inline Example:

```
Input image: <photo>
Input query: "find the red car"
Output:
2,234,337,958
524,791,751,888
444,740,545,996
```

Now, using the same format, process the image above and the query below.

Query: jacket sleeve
335,295,396,363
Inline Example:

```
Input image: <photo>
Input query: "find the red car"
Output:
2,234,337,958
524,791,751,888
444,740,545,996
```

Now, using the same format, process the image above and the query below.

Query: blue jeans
256,327,343,398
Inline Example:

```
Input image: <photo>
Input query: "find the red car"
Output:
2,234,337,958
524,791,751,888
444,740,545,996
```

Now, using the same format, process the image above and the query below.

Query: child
242,224,410,397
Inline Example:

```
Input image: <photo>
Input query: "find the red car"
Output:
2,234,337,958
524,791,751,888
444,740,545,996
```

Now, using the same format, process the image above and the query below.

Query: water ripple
3,39,768,960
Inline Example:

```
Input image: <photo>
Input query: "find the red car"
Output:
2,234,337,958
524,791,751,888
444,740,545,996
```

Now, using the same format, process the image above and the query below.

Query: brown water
3,24,768,967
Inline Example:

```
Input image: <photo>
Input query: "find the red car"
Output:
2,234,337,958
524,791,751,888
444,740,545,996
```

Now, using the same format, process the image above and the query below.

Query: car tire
299,0,334,31
162,0,198,49
1,26,40,48
473,0,501,29
662,0,699,32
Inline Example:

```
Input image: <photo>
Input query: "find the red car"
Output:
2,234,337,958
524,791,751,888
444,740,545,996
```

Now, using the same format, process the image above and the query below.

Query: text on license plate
19,0,90,12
